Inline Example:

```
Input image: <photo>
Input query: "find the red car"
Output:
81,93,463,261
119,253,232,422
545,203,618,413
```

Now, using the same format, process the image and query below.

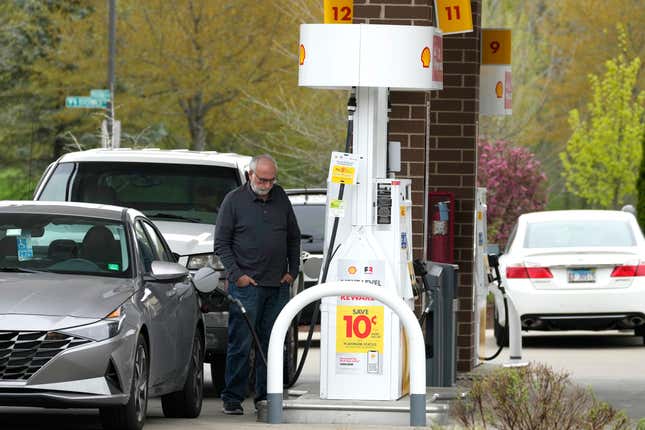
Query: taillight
506,266,553,279
611,264,645,277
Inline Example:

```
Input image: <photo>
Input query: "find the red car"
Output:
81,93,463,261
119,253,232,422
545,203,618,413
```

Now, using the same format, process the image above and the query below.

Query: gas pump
297,23,443,400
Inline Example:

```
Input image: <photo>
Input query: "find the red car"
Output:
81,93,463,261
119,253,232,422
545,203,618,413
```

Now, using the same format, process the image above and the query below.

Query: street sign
65,96,108,109
434,0,473,34
90,89,111,101
324,0,353,24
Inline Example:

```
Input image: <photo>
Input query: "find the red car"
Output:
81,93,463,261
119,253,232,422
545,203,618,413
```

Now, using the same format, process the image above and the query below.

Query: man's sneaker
222,401,244,415
254,399,267,413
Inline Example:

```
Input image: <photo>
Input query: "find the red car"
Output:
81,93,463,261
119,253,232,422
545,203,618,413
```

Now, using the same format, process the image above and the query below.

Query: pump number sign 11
433,0,473,34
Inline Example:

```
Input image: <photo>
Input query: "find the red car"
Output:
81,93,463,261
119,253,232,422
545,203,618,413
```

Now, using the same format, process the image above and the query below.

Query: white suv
33,148,300,394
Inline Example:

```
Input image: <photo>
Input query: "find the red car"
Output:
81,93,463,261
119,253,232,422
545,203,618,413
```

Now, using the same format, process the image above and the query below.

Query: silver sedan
0,201,205,430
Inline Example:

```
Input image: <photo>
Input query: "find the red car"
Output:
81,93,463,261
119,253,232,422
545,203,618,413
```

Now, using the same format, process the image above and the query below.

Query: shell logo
299,44,306,66
421,47,431,68
495,81,503,98
347,265,357,275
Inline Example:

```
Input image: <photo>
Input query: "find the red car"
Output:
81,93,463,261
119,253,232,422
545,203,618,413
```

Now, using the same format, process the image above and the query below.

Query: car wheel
161,330,204,418
100,335,149,430
494,312,509,348
635,326,645,345
210,353,226,397
283,320,299,385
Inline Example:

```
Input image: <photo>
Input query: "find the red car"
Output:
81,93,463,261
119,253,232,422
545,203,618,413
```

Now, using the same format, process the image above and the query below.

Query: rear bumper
506,281,645,330
519,312,645,331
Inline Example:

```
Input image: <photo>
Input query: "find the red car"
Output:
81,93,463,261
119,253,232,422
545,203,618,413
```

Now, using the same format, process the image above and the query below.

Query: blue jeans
221,283,290,403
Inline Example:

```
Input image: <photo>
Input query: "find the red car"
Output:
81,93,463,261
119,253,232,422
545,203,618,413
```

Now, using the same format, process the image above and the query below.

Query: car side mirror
147,261,189,282
192,266,219,294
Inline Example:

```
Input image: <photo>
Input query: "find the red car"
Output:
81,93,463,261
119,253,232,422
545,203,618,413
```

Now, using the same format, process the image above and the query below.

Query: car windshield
38,162,241,225
0,213,131,277
293,204,325,239
523,219,635,248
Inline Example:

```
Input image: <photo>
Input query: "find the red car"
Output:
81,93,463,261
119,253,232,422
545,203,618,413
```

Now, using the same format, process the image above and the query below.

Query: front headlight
187,253,225,270
60,306,126,342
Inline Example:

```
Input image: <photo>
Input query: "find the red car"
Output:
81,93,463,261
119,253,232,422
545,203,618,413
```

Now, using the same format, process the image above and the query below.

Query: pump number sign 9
336,305,384,353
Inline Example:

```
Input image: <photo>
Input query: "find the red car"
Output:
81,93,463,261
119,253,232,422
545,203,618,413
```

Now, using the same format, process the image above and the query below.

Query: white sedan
493,210,645,346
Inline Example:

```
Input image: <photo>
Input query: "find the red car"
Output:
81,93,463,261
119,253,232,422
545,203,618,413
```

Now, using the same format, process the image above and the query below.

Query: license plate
567,268,595,283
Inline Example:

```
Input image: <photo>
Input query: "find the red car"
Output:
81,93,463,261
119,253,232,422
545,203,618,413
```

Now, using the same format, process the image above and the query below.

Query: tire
100,335,149,430
494,312,509,348
283,320,299,385
161,330,204,418
635,326,645,345
210,353,226,397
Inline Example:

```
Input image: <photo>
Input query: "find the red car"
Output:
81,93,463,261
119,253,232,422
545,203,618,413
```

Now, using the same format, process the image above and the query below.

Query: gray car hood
0,272,135,320
151,220,214,257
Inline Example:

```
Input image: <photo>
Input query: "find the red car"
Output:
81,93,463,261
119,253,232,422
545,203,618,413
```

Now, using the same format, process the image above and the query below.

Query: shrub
453,363,630,430
477,140,548,246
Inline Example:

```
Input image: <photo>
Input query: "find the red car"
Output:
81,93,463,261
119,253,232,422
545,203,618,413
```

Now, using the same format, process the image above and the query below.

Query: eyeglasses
254,175,277,185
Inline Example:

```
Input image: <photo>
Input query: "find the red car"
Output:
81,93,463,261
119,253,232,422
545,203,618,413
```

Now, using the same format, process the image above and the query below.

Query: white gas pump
298,23,443,400
474,187,488,365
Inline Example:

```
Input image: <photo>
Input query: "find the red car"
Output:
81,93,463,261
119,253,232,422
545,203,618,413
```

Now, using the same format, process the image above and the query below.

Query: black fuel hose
284,88,357,388
213,288,268,367
479,264,508,361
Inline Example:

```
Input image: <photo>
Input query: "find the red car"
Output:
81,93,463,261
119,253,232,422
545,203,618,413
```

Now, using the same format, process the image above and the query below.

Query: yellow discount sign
324,0,353,24
336,305,384,353
331,165,356,184
434,0,473,34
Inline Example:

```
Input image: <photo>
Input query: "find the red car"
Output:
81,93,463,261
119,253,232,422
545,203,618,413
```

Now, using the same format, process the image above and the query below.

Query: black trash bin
422,261,458,387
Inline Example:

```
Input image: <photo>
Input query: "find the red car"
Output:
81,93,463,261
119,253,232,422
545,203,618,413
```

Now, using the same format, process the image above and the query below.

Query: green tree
31,0,297,151
481,1,645,209
560,30,644,209
0,167,34,200
638,131,645,230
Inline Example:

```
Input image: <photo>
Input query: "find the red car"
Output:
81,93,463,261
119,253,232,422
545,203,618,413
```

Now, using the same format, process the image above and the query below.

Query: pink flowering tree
477,140,548,246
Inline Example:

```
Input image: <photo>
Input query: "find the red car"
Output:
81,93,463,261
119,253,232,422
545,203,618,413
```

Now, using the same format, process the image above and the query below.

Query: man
214,154,301,415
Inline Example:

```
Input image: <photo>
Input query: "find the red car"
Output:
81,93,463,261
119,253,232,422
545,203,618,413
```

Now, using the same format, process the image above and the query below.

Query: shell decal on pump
495,81,503,98
421,47,431,68
347,265,357,275
299,44,306,66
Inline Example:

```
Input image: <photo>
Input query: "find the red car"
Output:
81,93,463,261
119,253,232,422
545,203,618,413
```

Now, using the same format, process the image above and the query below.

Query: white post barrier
267,281,426,426
504,297,528,367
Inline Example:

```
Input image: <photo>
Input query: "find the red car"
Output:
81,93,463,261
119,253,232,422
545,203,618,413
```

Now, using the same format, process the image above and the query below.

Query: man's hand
280,273,294,285
236,274,257,287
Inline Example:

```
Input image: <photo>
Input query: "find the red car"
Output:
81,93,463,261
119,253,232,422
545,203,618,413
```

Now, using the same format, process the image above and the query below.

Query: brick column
354,0,481,372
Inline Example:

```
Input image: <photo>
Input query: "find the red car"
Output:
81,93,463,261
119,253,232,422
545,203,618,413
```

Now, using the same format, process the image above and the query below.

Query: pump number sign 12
433,0,473,34
324,0,353,24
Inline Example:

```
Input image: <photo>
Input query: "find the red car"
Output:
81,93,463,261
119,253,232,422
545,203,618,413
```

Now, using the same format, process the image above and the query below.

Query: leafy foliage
560,30,644,209
477,139,548,245
453,363,631,430
482,1,645,208
638,131,645,231
7,0,345,188
0,167,35,200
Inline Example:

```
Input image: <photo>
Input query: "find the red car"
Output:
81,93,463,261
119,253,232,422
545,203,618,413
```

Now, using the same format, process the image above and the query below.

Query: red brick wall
354,0,480,372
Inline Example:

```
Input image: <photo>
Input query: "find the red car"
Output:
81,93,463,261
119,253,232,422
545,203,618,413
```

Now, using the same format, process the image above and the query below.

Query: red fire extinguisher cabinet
427,191,455,263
